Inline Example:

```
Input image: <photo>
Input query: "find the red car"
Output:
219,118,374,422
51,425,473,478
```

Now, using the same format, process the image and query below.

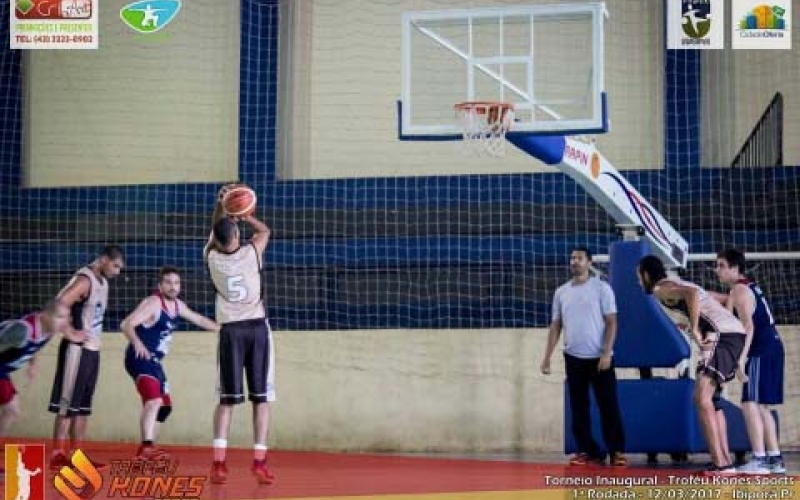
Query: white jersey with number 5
207,243,265,324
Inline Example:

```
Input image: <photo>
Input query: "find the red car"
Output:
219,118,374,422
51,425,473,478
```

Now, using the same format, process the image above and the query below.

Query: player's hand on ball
217,182,242,202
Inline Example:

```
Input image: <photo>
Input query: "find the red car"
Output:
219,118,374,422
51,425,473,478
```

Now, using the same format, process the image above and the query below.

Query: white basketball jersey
207,243,266,324
64,266,108,350
658,277,744,334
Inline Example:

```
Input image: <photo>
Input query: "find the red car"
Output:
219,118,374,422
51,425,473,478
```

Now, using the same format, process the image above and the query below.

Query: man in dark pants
541,247,627,467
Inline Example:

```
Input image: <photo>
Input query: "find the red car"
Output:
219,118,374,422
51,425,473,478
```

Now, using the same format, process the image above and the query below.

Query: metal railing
731,92,784,168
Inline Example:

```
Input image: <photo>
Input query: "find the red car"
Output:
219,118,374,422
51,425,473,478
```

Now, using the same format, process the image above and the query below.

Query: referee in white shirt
541,246,627,467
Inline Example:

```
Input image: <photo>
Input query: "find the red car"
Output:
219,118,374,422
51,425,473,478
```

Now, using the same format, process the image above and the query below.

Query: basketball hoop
454,101,514,157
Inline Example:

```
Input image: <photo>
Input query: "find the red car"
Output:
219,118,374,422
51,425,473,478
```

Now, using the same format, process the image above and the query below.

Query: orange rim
454,101,514,114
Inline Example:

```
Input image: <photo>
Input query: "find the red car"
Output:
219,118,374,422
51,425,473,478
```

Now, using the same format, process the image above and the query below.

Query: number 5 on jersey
226,275,247,302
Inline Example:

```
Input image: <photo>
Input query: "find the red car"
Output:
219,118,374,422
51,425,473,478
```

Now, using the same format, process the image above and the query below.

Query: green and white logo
15,0,35,16
120,0,181,34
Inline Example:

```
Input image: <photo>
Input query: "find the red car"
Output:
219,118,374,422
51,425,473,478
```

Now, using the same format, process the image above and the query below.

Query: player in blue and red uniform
0,301,84,438
715,249,786,475
120,267,219,459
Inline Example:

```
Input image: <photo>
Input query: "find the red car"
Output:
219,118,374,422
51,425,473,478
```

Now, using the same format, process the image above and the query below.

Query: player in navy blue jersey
0,301,84,438
714,249,786,475
120,267,219,459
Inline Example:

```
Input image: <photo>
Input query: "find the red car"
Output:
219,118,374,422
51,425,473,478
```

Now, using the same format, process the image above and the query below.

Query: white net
455,102,514,157
0,0,799,335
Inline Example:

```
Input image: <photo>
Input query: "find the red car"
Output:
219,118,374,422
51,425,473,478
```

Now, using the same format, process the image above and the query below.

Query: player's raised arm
213,183,240,227
205,183,239,257
178,301,220,332
242,214,271,256
120,297,160,359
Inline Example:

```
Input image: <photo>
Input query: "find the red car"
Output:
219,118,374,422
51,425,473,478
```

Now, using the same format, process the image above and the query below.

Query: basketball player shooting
637,255,746,475
205,183,275,485
120,266,220,460
0,301,84,438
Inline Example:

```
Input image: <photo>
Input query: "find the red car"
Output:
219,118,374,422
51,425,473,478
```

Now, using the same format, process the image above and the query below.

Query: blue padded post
565,379,697,454
564,379,763,454
608,240,690,368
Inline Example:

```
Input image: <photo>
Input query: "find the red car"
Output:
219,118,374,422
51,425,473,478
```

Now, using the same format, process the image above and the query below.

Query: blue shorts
742,345,784,405
124,353,169,401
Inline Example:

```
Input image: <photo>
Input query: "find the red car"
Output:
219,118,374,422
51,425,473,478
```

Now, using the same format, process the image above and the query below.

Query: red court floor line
13,440,712,500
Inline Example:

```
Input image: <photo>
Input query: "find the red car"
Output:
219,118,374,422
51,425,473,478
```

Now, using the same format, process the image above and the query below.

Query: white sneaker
737,458,770,475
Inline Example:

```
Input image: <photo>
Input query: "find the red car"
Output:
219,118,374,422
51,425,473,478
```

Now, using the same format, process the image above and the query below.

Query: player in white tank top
207,243,266,324
48,246,125,470
638,255,745,475
656,276,745,337
204,184,275,484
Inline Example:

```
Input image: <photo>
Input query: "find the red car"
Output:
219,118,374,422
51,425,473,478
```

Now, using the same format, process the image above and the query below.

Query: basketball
222,185,257,218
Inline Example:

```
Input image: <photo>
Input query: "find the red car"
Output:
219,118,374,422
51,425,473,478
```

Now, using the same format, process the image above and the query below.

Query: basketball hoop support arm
506,133,689,268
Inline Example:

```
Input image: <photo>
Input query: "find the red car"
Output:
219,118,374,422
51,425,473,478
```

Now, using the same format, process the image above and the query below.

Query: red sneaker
251,461,275,485
136,445,170,460
210,461,228,484
569,453,591,466
49,452,70,471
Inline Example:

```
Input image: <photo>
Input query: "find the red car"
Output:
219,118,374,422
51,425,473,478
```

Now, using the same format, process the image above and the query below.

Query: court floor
30,442,799,500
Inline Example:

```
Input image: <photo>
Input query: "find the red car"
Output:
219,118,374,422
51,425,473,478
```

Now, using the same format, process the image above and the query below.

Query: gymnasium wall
23,0,240,187
1,0,800,332
702,2,800,167
9,327,800,451
279,0,665,178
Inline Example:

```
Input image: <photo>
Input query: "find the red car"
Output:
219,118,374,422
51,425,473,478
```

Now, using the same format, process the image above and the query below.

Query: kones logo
53,449,102,500
681,0,712,39
120,0,181,34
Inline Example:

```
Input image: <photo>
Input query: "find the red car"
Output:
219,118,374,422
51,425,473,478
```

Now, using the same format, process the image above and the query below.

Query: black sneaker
671,453,690,466
702,464,738,476
768,456,787,474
